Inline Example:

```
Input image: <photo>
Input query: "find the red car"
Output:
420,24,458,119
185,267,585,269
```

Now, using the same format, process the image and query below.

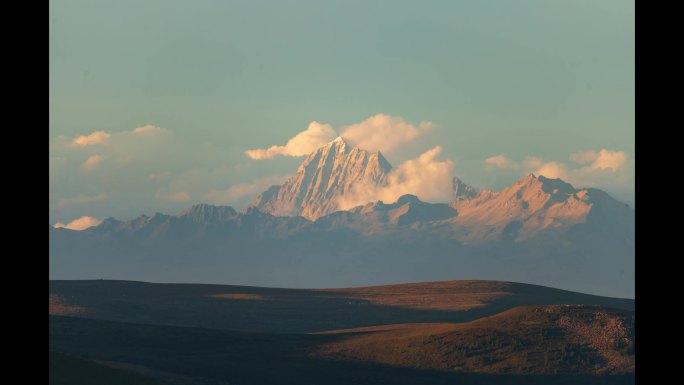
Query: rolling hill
49,279,634,385
49,279,633,333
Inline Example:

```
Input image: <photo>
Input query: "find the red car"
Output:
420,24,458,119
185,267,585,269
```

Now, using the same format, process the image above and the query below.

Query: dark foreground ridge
49,279,634,385
49,279,633,333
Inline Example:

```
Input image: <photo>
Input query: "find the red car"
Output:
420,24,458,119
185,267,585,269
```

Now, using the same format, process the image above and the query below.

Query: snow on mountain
447,174,632,243
452,177,478,201
249,136,392,220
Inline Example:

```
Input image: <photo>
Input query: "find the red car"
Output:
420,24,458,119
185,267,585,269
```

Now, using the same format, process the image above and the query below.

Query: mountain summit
249,137,392,220
448,174,633,243
452,177,478,201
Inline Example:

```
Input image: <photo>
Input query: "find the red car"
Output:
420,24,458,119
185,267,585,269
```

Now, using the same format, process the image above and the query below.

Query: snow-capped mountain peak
249,137,392,220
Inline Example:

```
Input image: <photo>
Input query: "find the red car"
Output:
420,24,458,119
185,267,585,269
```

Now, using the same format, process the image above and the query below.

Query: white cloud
531,149,634,203
245,114,434,160
132,124,166,135
482,149,634,204
67,125,169,150
71,131,110,147
51,124,251,222
81,154,103,171
485,149,631,187
245,122,336,159
157,191,191,203
58,124,177,169
535,161,570,180
53,216,102,231
534,150,631,184
485,155,517,170
588,149,627,171
569,149,627,171
203,175,288,204
340,114,434,155
337,146,454,210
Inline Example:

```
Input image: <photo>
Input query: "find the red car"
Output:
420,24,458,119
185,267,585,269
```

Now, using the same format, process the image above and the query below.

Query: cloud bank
337,146,454,210
51,123,300,224
533,149,629,181
484,149,634,203
569,149,627,171
50,119,635,226
71,131,110,147
246,114,433,160
339,114,433,155
245,122,336,159
53,216,102,231
485,155,516,170
132,124,166,135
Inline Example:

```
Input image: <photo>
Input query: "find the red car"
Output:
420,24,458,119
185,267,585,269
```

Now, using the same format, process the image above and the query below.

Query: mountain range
50,137,634,297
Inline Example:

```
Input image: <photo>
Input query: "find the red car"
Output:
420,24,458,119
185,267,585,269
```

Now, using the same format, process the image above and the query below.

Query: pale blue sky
49,0,634,225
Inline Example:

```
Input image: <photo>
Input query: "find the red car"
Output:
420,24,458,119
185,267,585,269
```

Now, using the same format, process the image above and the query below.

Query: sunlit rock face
249,137,392,220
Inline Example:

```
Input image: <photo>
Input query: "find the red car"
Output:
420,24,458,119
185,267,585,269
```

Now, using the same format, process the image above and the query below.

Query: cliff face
249,137,392,220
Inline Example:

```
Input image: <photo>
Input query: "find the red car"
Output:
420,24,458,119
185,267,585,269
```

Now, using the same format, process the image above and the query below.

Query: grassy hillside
50,307,633,384
315,305,634,375
49,280,633,333
48,280,634,384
